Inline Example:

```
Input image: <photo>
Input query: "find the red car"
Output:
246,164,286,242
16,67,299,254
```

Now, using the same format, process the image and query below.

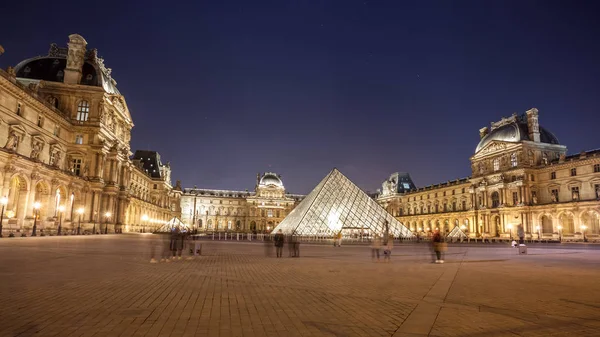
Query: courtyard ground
0,235,599,337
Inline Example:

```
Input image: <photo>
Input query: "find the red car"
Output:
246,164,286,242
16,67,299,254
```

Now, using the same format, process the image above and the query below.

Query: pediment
473,141,513,158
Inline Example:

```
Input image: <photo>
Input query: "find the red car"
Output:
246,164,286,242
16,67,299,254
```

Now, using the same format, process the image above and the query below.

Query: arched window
511,153,518,167
493,158,500,171
77,100,90,122
491,191,500,208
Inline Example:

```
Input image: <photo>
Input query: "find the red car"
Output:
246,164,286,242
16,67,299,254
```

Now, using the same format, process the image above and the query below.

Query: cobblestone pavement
0,235,599,337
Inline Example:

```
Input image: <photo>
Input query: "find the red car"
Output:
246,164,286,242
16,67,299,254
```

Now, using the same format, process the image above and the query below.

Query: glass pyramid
272,168,414,238
447,225,467,238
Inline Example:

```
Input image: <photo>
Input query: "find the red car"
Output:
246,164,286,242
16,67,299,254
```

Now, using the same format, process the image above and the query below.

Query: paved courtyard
0,235,599,337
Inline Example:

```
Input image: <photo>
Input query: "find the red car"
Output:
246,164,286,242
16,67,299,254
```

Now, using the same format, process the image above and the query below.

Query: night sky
2,1,600,194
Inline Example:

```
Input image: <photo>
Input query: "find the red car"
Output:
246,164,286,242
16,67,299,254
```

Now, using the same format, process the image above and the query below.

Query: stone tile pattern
0,236,599,337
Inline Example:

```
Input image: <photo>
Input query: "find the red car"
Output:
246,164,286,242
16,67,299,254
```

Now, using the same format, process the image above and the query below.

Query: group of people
370,233,394,262
150,228,200,263
269,229,300,258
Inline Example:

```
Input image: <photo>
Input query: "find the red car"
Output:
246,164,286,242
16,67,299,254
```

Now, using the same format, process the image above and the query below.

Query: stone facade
181,172,304,233
0,35,181,236
377,109,600,241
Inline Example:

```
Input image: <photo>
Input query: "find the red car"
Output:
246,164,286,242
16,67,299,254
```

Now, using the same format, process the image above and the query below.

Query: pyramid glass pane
272,169,414,238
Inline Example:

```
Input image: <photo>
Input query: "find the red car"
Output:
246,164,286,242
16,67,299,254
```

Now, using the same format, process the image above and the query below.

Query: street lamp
536,225,541,241
92,211,97,234
57,205,65,235
0,196,7,238
557,225,562,242
32,201,41,236
581,225,588,242
142,214,148,233
76,207,84,235
104,212,111,234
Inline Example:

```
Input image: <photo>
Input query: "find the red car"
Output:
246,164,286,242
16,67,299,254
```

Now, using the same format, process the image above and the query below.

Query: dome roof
260,173,283,187
13,41,120,94
475,120,560,153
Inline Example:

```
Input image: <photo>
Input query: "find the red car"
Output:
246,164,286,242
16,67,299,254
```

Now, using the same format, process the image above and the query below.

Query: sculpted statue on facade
51,151,61,167
596,185,600,199
6,66,16,77
4,131,19,151
551,192,557,203
30,141,42,160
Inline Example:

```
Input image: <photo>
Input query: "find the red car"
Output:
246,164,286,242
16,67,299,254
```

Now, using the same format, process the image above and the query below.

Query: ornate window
511,153,518,167
571,187,579,201
76,100,90,122
594,164,600,173
16,103,21,116
75,134,83,144
512,192,518,205
493,158,500,171
71,157,82,176
551,172,556,180
37,115,44,127
570,168,577,176
491,192,500,208
528,150,534,166
267,210,273,217
551,189,559,202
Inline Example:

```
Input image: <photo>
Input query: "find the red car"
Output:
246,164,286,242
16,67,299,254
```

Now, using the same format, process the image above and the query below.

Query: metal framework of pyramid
272,169,414,238
447,225,467,238
156,217,191,233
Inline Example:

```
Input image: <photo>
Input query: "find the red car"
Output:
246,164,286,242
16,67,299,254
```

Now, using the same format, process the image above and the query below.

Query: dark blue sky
2,0,600,194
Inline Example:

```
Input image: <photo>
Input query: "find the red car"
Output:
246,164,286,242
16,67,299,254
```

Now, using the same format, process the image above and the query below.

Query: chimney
63,34,87,85
526,108,540,142
479,127,489,139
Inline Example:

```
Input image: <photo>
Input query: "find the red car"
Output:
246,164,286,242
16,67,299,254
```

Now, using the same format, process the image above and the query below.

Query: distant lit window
76,100,89,122
571,187,579,201
268,210,273,217
493,158,500,171
71,158,82,176
75,135,83,144
511,153,518,167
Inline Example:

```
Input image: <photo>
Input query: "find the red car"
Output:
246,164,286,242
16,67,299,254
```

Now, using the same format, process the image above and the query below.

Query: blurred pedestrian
334,231,342,247
264,233,274,257
371,235,382,262
293,233,300,257
517,224,525,245
274,229,284,258
432,229,446,263
384,234,394,263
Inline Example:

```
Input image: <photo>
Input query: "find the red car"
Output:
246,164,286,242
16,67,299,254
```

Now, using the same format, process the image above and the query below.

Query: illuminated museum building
180,173,304,232
0,35,181,235
377,109,600,240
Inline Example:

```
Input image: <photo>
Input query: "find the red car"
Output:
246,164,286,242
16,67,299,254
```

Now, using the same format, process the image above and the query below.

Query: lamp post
92,211,97,234
142,214,148,233
557,225,562,242
76,207,84,235
0,196,7,238
57,205,65,235
32,201,41,236
581,225,588,242
104,212,111,234
536,225,541,241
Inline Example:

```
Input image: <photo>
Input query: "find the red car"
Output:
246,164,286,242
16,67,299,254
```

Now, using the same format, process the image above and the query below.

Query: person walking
517,224,525,245
384,234,394,263
336,231,343,247
432,229,446,263
371,235,382,262
274,229,284,258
